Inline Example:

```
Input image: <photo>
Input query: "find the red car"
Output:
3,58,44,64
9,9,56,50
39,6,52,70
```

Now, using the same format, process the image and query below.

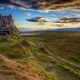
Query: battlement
0,14,14,35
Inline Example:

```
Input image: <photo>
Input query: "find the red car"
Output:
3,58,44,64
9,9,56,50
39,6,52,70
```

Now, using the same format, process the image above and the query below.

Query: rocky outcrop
0,14,14,35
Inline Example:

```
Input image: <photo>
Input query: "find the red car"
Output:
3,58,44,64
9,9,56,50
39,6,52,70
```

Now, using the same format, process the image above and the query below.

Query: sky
0,5,80,30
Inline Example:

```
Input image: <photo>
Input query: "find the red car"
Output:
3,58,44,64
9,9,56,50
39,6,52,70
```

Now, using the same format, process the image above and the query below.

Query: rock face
0,14,14,35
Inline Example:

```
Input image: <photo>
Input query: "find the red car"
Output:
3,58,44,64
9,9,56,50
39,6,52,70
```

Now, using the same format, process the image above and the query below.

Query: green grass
0,38,30,59
0,32,80,80
21,32,80,80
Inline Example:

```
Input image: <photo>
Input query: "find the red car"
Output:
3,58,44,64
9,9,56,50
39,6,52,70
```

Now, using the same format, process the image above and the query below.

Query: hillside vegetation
22,32,80,80
0,32,80,80
0,34,55,80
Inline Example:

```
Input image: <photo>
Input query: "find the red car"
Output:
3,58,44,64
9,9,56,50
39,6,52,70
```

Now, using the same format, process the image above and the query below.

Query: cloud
0,0,80,10
26,17,49,23
25,13,32,16
73,14,80,17
19,7,28,10
0,6,4,9
38,10,50,13
8,5,15,9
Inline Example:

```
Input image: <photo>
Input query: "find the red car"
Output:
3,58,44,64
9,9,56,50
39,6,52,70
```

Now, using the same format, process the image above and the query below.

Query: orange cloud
0,0,80,10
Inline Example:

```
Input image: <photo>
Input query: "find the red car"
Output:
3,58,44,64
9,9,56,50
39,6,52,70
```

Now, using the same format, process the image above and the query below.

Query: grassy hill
0,32,80,80
22,32,80,80
0,34,55,80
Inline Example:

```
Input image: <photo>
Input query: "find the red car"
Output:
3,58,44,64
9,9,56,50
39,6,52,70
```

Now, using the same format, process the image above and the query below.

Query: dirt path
38,41,80,69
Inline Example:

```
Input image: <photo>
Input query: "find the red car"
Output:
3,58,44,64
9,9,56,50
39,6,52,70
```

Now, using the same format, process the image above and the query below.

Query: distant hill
47,28,80,32
19,28,80,35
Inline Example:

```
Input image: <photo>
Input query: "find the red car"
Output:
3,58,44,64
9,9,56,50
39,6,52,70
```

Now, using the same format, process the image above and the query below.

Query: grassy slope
22,32,80,80
0,35,55,80
0,32,80,80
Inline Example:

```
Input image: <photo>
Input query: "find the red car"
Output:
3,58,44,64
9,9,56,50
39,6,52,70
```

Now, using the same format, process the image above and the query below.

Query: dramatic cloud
0,0,80,10
57,17,80,23
27,17,49,22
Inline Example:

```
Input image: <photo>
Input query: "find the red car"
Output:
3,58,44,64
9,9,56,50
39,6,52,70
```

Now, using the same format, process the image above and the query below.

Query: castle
0,14,14,35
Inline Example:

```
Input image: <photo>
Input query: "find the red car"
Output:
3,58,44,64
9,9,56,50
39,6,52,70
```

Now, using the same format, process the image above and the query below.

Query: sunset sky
0,0,80,30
